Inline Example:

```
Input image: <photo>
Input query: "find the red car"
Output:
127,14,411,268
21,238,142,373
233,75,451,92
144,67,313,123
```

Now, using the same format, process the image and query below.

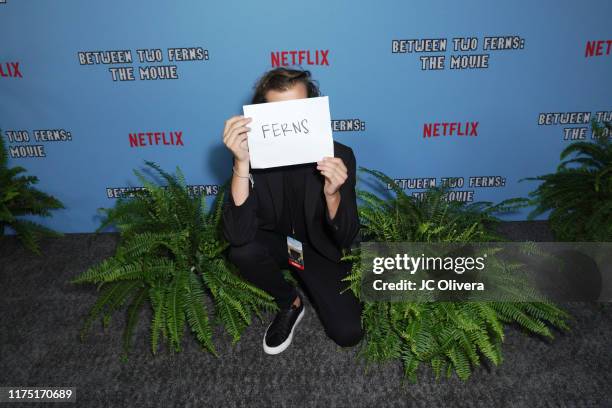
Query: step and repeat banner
1,0,611,233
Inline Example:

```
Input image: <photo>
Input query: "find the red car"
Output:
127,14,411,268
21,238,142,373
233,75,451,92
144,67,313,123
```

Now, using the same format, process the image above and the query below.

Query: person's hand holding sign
317,156,348,220
223,115,253,207
223,115,252,165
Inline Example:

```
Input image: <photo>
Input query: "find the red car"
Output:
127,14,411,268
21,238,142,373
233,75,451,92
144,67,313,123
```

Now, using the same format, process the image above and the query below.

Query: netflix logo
271,50,330,67
585,40,612,58
129,131,184,147
1,62,22,78
423,122,479,139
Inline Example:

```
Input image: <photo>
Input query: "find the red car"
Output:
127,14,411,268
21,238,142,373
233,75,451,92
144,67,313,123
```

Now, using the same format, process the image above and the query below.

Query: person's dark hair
251,67,320,104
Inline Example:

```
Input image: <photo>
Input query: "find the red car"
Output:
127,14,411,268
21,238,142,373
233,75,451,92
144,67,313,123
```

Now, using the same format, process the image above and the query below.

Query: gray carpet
1,221,611,407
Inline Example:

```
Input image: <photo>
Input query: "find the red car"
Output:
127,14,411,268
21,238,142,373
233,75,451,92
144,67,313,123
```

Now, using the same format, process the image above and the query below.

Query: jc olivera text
372,279,485,292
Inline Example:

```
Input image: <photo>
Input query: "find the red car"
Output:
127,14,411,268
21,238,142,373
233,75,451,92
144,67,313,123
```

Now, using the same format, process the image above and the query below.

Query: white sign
242,96,334,169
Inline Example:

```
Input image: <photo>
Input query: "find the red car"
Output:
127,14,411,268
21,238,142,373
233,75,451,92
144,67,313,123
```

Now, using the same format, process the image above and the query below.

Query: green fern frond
353,166,571,383
123,287,148,354
165,270,187,352
184,272,217,355
75,161,275,356
149,285,166,355
522,120,612,241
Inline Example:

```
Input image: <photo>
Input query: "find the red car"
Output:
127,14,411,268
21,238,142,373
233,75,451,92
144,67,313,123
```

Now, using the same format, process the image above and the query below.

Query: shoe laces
270,302,300,336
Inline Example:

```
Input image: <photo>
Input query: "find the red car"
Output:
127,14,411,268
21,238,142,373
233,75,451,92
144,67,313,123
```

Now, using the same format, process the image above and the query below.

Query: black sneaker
263,295,305,355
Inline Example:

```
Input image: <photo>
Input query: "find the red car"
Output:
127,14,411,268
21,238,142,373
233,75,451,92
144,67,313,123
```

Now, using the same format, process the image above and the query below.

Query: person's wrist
234,159,250,175
324,190,340,200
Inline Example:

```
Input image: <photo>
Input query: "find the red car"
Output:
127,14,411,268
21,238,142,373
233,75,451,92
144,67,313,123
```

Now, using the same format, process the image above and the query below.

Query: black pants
228,227,364,347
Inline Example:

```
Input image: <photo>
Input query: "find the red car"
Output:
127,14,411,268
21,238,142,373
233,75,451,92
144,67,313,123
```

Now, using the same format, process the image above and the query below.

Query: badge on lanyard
287,235,305,270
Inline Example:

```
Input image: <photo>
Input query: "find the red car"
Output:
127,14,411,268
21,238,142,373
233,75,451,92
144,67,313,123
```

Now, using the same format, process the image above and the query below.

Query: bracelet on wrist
232,166,254,188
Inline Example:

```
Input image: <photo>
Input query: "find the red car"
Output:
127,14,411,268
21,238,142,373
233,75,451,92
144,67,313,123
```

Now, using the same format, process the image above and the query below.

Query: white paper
242,96,334,169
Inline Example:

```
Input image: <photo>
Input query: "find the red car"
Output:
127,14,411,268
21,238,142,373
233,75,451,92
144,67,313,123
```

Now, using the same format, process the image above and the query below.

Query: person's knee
326,319,364,347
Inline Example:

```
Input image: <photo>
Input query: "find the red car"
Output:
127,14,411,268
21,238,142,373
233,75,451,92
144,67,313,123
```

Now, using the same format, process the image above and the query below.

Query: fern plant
0,130,64,255
71,160,277,357
343,167,570,383
523,120,612,241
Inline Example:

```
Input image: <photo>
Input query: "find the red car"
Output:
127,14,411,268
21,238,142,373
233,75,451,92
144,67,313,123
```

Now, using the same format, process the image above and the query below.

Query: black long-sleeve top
222,142,360,262
275,163,313,243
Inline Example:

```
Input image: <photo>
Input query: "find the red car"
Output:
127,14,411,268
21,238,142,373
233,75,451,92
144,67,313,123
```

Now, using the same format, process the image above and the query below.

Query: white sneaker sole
262,305,305,355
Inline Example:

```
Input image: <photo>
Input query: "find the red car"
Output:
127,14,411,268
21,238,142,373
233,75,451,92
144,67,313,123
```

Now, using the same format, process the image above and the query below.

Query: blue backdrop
1,0,611,234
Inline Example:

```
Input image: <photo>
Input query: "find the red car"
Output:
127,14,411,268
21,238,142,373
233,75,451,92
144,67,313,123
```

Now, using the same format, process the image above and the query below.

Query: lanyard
285,168,300,236
288,173,296,236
